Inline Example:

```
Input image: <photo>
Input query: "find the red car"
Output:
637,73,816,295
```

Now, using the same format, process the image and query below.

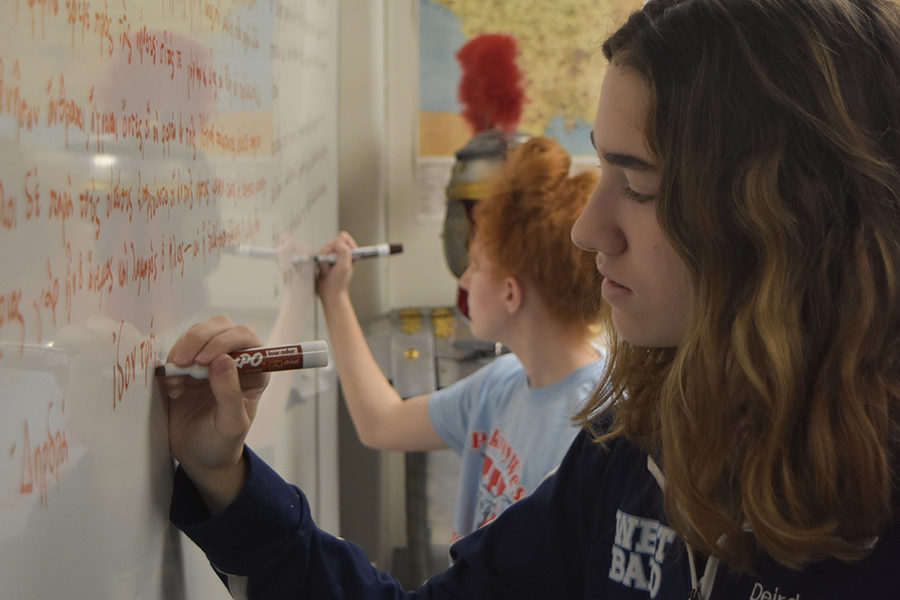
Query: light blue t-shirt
427,352,605,541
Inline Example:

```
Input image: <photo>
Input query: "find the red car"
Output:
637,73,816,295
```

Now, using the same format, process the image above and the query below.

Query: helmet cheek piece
442,129,529,278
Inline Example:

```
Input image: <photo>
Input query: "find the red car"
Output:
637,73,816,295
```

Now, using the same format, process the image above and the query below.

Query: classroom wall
338,0,458,320
384,0,460,310
336,0,464,573
336,0,404,571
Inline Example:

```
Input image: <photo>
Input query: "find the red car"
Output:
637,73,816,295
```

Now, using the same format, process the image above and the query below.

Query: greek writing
14,401,69,507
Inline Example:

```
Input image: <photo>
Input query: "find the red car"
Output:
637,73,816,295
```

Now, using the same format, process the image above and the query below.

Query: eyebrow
589,130,657,173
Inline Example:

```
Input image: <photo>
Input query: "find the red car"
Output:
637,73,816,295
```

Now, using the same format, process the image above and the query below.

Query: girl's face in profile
458,237,510,343
572,64,694,348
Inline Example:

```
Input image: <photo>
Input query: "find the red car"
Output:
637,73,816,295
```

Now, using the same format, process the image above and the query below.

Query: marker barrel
315,242,403,264
231,242,403,265
156,341,329,378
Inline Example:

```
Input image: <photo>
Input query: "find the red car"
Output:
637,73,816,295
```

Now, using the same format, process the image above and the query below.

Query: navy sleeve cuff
170,447,309,575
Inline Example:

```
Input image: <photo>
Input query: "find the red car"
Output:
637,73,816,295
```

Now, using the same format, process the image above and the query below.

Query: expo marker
231,243,403,265
155,341,329,379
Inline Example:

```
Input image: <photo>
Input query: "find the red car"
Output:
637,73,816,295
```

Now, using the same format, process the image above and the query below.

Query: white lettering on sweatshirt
609,509,677,598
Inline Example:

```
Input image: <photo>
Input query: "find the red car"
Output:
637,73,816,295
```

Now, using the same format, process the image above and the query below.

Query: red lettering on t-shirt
484,464,507,496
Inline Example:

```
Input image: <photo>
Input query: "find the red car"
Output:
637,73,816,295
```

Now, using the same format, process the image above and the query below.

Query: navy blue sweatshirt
171,429,900,599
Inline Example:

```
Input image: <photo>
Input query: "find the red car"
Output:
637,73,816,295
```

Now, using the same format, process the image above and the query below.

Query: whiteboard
0,0,338,598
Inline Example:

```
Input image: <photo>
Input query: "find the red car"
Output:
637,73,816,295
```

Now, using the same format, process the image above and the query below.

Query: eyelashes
596,161,656,203
623,187,656,203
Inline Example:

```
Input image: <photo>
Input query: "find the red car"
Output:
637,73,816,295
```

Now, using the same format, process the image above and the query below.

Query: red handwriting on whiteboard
65,0,92,46
85,251,115,309
4,61,263,158
31,259,60,345
0,181,18,230
14,0,274,113
133,26,180,80
0,58,42,142
6,61,264,157
61,242,79,324
17,402,69,507
111,319,156,409
0,288,26,358
24,166,41,221
49,174,75,244
46,73,85,149
0,0,334,372
125,240,159,295
77,179,102,239
28,0,264,57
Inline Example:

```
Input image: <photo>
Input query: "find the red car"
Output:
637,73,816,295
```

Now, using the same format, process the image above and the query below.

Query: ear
503,276,523,314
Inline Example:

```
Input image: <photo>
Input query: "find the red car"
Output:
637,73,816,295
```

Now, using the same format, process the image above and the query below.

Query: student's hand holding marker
162,316,270,513
314,230,357,303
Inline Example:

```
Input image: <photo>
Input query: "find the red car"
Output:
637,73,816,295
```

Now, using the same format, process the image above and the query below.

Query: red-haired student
316,137,607,541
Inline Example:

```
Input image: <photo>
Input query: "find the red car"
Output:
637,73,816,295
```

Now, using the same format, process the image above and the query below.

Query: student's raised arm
162,316,270,513
315,231,446,451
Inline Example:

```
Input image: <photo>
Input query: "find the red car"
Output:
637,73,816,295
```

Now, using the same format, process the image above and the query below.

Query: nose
458,264,472,290
571,180,626,256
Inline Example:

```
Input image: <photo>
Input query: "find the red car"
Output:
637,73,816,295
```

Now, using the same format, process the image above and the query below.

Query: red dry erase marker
155,341,329,379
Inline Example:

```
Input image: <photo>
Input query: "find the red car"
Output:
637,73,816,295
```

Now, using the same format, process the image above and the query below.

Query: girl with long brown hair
164,0,900,597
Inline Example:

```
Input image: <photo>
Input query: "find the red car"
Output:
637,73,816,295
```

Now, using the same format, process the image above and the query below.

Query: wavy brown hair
576,0,900,571
474,136,605,328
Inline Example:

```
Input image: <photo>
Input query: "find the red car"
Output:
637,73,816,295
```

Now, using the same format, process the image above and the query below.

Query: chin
612,316,679,348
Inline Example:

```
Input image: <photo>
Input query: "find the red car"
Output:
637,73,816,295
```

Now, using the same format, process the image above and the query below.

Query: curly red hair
473,137,604,328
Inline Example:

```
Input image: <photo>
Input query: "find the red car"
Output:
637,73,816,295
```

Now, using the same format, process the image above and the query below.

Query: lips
596,256,632,299
600,273,632,302
456,286,469,318
605,276,629,290
597,265,629,291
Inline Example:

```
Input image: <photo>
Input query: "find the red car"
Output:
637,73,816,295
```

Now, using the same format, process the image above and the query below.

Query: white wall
339,0,459,316
384,1,461,310
337,0,463,575
336,0,405,573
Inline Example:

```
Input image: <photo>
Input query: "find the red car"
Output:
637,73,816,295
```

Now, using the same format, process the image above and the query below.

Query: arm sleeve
171,448,416,600
170,431,603,600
